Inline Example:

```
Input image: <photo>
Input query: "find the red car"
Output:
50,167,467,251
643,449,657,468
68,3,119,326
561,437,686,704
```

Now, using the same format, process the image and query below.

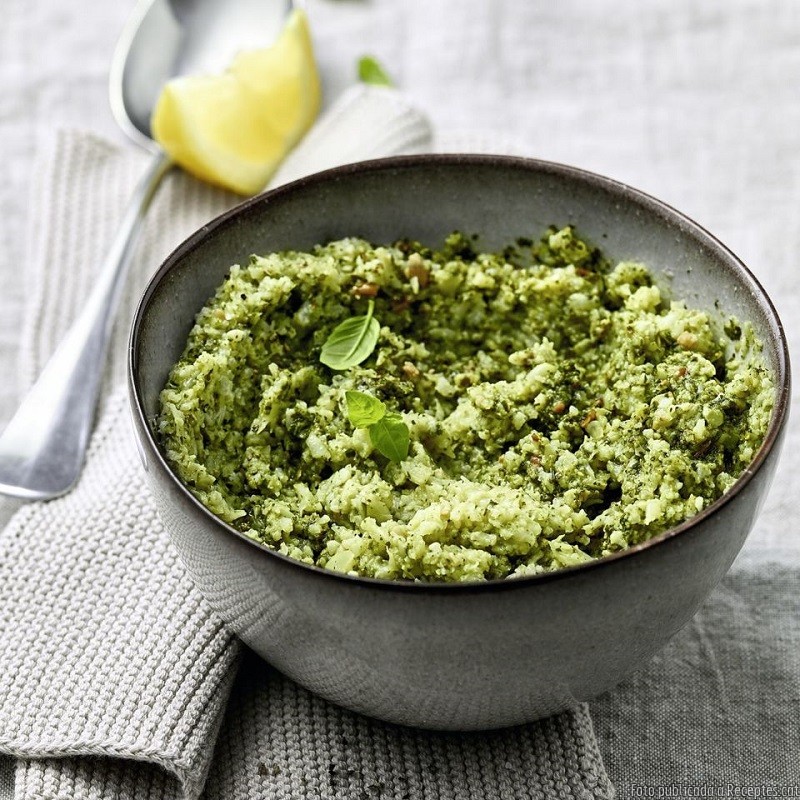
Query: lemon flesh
152,9,321,195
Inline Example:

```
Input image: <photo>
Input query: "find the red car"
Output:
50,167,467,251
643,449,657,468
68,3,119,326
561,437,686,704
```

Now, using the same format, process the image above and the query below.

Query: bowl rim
128,153,791,595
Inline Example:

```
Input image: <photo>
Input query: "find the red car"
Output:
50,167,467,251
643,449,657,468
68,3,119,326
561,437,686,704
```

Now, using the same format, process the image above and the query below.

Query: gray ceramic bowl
129,155,789,731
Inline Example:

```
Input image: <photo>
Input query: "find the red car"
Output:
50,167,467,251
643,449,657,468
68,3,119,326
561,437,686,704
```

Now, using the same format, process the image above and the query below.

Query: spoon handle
0,150,172,500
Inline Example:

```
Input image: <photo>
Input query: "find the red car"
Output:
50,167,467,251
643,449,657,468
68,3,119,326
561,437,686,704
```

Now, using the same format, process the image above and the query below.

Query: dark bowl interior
129,155,789,729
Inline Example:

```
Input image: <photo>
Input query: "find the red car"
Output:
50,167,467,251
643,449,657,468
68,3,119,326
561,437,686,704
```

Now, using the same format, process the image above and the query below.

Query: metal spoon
0,0,291,500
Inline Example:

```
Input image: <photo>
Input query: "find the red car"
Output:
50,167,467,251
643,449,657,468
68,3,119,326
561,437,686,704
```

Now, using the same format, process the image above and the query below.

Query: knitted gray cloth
0,131,614,800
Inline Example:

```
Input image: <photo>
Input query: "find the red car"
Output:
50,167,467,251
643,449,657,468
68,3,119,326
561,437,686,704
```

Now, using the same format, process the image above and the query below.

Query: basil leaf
357,55,394,87
345,390,386,427
369,412,410,462
320,300,380,370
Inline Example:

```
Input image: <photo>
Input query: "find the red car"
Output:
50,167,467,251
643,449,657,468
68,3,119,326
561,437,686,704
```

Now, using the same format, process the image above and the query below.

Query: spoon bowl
0,0,291,500
111,0,291,148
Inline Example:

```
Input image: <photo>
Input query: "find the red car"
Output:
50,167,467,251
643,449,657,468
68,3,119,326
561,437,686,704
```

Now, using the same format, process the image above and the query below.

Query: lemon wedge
152,9,321,195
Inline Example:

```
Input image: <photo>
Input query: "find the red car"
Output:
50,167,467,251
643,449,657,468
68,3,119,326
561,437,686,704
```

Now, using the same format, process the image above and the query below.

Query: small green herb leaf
369,412,410,462
357,55,394,87
320,300,380,370
345,390,386,427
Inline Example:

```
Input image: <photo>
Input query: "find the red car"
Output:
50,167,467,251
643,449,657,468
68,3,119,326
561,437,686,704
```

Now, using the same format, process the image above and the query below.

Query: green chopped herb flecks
158,228,774,582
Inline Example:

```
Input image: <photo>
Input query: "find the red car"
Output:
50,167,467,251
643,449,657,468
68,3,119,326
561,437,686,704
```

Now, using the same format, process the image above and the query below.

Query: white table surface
2,0,799,795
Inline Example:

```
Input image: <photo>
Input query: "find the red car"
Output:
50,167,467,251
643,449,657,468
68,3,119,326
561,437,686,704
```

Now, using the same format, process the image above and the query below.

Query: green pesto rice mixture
158,227,774,582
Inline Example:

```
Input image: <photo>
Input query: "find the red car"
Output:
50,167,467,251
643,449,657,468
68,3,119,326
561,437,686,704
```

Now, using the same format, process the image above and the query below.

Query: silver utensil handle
0,150,172,500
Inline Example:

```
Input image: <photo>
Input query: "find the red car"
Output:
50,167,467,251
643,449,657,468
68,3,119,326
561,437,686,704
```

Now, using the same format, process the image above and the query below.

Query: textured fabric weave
204,651,609,800
268,84,433,188
592,545,800,794
0,131,612,800
2,1,800,796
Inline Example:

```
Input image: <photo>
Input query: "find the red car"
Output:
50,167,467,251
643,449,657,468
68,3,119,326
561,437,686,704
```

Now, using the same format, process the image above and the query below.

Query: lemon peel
152,9,321,195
